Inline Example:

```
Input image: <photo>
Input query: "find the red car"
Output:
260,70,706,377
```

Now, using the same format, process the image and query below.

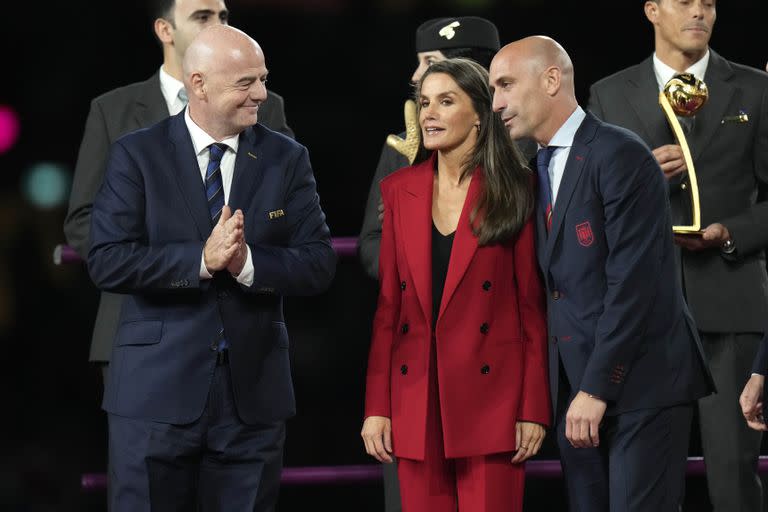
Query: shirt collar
158,66,185,107
184,108,240,156
652,50,710,91
544,105,586,150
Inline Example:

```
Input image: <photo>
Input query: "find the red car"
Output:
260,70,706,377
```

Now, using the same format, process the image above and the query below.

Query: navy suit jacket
537,112,714,415
87,112,336,425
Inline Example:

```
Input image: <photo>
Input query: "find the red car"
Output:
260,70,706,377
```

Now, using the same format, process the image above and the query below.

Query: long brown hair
416,58,533,244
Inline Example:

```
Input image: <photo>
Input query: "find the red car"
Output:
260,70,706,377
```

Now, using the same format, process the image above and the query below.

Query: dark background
0,0,766,510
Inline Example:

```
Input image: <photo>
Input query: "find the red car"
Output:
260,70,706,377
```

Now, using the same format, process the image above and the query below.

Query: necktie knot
536,145,557,173
208,142,227,164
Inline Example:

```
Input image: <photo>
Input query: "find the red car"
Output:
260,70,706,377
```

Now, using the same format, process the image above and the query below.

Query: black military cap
415,16,500,53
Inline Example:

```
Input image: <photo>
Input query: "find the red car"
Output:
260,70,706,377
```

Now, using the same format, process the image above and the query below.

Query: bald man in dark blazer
65,73,291,371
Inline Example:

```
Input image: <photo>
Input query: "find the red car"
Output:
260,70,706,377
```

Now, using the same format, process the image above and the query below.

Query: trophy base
673,228,704,237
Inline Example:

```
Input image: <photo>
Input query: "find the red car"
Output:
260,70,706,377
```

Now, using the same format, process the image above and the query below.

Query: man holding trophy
587,0,768,510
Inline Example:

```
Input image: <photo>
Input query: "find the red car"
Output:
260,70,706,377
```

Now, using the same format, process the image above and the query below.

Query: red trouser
397,343,524,512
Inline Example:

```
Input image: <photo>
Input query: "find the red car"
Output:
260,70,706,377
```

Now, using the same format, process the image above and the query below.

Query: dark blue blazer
88,112,336,425
536,112,714,415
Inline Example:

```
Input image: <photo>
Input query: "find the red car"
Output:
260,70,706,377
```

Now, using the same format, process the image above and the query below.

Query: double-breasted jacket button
401,323,409,334
480,322,489,334
400,365,408,375
482,280,492,291
481,364,490,374
552,290,561,300
401,281,407,291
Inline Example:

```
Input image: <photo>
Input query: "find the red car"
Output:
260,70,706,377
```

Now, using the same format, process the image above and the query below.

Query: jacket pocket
116,320,163,346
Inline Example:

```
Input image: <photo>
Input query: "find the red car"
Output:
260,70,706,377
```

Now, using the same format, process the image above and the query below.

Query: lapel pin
721,110,749,124
268,209,285,220
247,151,258,159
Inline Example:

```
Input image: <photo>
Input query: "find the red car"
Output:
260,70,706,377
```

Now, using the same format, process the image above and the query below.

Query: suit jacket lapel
438,168,482,321
134,72,170,129
168,114,211,240
624,58,671,149
228,127,263,212
543,115,596,268
399,160,434,324
690,50,735,162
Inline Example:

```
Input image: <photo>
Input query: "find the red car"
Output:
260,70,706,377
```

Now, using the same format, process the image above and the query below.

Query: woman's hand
511,421,546,464
361,416,394,462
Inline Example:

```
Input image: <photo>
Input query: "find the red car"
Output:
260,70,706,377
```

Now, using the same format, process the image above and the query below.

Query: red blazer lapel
438,167,483,322
398,158,435,326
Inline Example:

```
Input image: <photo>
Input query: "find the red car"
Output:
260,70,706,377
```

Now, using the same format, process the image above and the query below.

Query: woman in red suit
361,58,550,511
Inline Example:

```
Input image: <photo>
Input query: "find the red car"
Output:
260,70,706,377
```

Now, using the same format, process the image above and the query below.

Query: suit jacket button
400,365,408,375
209,343,218,351
552,290,561,300
401,281,406,291
401,323,409,334
481,364,490,374
480,322,489,334
482,280,491,291
552,336,558,344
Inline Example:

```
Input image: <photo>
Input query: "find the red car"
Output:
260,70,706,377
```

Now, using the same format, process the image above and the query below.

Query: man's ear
154,18,174,45
543,66,562,97
644,1,659,25
189,72,206,99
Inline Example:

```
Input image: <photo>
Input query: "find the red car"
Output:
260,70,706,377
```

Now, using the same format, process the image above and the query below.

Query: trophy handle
659,92,702,234
386,100,421,165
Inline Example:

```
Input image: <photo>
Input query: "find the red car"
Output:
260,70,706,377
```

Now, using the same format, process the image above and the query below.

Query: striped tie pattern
206,143,227,224
536,146,557,232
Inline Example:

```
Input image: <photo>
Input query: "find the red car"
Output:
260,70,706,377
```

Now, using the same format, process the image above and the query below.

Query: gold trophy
659,73,708,235
386,99,421,164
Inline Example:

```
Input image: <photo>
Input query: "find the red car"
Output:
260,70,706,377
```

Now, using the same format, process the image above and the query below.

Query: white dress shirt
184,108,254,286
159,66,187,115
652,50,710,91
542,106,587,205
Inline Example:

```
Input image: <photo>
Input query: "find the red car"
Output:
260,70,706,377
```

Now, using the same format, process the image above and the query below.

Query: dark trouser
383,460,402,512
107,357,285,512
698,332,763,512
555,367,693,512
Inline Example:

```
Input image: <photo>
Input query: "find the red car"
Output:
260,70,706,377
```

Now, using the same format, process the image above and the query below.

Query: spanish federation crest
576,222,594,247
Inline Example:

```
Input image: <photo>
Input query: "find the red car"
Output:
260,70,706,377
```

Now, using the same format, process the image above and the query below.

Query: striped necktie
206,143,227,224
536,146,557,232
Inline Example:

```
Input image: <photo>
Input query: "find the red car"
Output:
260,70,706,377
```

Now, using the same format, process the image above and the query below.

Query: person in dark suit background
87,25,335,511
362,58,550,511
358,16,502,282
64,0,292,380
740,329,768,432
587,2,768,509
490,36,713,511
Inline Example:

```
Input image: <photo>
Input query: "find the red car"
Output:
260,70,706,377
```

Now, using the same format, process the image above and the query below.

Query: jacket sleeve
87,140,204,293
514,216,551,426
358,141,409,280
244,145,337,296
364,180,401,418
64,98,111,259
580,143,669,401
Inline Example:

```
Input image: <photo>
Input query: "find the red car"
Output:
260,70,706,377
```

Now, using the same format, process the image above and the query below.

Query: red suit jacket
365,155,550,460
